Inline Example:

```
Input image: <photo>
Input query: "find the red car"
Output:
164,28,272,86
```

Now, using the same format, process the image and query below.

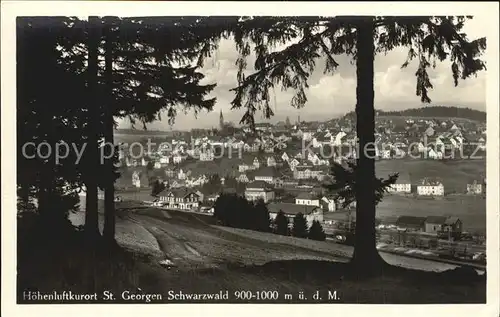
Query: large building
253,167,280,184
295,192,320,207
244,181,275,203
267,202,323,228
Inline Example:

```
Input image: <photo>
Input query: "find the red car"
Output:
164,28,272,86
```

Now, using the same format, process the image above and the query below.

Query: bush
308,220,326,241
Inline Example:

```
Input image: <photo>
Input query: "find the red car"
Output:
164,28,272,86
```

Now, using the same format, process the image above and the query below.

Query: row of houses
394,215,463,235
387,178,485,196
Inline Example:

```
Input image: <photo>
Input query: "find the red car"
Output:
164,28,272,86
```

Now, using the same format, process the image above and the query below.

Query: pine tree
308,220,326,241
253,199,271,232
274,210,289,236
292,213,308,239
17,17,88,239
22,16,222,242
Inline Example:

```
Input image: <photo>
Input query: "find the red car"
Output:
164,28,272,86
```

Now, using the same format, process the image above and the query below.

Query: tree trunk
102,19,116,243
84,16,101,242
351,17,387,275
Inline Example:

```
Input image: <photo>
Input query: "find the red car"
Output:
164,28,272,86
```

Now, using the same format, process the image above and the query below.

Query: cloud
117,19,487,130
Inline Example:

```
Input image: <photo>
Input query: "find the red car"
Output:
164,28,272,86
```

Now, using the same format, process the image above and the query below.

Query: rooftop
268,202,321,216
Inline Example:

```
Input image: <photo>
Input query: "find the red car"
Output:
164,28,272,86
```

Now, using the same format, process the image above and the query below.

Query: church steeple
219,110,224,130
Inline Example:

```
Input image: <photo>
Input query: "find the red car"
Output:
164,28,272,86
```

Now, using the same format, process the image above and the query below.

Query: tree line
344,106,486,122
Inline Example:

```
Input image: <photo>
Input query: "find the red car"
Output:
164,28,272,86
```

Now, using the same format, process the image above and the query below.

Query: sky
116,17,486,131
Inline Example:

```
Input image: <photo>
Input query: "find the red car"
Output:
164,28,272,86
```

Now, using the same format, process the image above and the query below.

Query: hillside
338,106,486,122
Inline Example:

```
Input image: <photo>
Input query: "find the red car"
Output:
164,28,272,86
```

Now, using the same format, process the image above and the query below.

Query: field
377,195,485,233
375,159,485,193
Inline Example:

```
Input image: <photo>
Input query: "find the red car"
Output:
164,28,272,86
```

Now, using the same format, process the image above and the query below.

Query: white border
1,2,499,317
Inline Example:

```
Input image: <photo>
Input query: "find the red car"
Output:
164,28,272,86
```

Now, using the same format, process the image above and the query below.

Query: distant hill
339,106,486,122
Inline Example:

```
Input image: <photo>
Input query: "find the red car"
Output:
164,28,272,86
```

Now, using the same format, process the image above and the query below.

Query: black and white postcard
2,1,499,317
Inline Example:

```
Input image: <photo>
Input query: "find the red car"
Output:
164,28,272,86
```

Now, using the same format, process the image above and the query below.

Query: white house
320,196,336,212
333,131,347,146
302,131,314,141
288,158,300,171
159,156,170,164
266,156,277,167
199,150,215,161
467,181,484,195
281,152,290,162
132,171,141,188
237,173,250,183
295,192,320,207
427,148,442,160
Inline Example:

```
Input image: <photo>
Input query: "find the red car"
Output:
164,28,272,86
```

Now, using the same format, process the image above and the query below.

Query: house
244,181,276,203
426,147,442,160
159,155,170,164
253,167,279,184
321,196,337,212
333,131,347,146
172,154,184,164
238,156,259,172
301,131,314,141
267,202,324,228
266,156,277,167
295,192,320,207
158,188,201,210
293,166,325,180
442,217,463,234
281,152,290,162
424,216,448,234
417,178,444,196
388,183,412,194
252,157,261,169
288,158,300,171
395,216,426,232
199,150,215,161
177,169,190,180
132,171,141,188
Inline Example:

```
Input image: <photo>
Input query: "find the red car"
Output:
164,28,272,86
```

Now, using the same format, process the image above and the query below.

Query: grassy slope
125,209,486,304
